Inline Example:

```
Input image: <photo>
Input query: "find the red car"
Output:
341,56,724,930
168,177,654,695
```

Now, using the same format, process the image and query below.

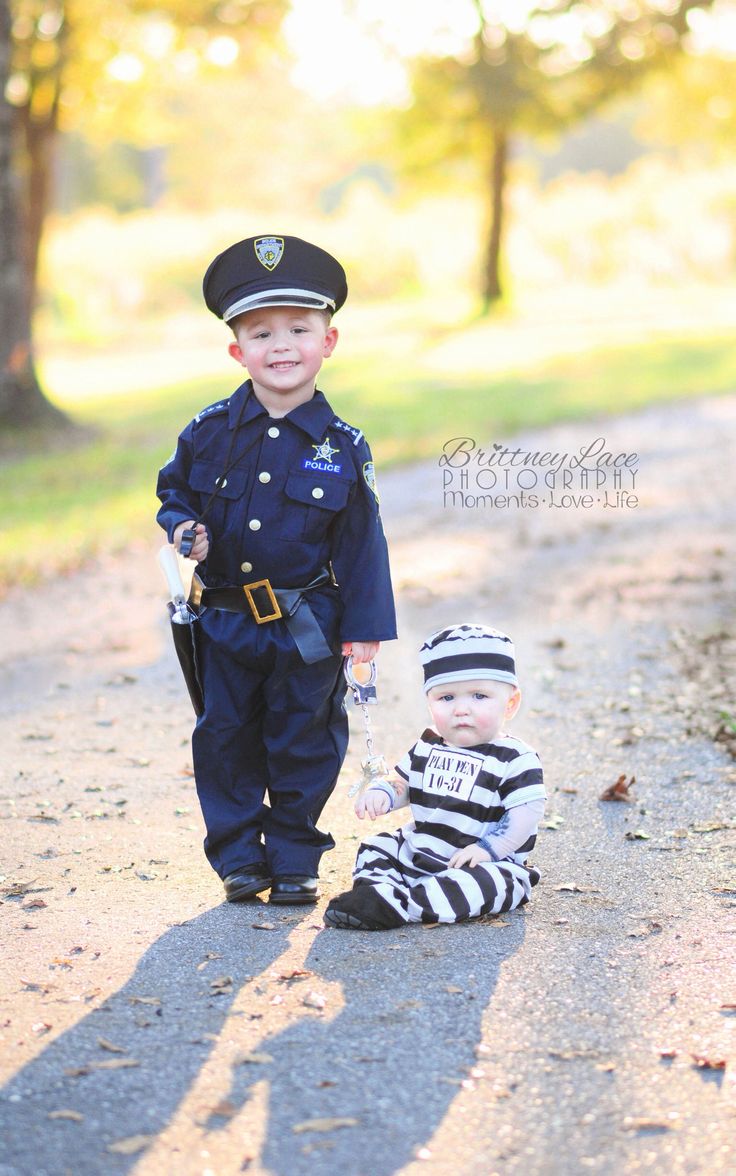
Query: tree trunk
0,0,67,430
481,126,508,310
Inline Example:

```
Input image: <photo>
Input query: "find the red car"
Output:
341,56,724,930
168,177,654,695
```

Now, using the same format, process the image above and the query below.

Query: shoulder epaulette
195,399,230,424
331,415,364,446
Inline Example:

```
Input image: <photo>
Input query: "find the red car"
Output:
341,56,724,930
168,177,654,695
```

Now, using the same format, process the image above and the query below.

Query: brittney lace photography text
440,436,640,511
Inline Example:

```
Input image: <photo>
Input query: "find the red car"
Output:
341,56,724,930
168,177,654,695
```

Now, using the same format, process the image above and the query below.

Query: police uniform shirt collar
286,390,335,441
229,381,335,442
227,381,267,429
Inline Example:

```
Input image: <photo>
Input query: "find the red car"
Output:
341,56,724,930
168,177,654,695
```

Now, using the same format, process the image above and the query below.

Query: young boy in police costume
157,235,397,905
324,624,545,929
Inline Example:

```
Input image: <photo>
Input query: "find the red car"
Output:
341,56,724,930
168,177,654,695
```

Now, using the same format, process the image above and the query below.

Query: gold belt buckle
243,578,282,624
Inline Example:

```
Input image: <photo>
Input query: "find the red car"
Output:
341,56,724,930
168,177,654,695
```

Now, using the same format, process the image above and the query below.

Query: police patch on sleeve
363,461,379,501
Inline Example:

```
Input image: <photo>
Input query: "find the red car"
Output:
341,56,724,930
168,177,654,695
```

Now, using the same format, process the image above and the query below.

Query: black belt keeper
190,570,335,664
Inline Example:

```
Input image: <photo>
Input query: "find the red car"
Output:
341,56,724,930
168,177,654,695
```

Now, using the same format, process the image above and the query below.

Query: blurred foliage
385,0,718,302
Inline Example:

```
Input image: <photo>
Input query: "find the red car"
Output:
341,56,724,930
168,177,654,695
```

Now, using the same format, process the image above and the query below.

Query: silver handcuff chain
343,657,389,797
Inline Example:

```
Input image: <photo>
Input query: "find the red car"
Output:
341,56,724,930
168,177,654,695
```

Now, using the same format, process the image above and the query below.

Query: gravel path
1,394,734,1175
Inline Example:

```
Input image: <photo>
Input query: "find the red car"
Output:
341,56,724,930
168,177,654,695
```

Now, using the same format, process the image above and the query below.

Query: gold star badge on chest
312,437,340,463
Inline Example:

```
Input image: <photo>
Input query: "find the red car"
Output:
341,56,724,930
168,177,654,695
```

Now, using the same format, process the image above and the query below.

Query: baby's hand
448,844,492,869
342,640,380,664
174,520,209,562
356,788,392,820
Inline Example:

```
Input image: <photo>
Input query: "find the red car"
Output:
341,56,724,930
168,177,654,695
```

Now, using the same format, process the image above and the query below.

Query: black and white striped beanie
420,624,518,693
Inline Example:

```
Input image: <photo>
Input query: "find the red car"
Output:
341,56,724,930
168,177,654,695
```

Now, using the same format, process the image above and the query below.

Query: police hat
203,234,348,322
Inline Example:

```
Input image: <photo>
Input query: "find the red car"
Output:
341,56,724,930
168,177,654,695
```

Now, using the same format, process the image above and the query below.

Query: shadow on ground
0,901,527,1175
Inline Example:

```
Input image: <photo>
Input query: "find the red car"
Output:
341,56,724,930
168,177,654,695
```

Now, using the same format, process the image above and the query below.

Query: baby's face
427,679,520,747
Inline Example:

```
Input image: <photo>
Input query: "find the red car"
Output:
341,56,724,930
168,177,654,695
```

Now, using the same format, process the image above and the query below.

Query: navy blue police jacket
156,380,397,643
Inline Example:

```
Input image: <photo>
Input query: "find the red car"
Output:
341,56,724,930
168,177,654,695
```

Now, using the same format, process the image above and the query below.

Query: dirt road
1,394,735,1175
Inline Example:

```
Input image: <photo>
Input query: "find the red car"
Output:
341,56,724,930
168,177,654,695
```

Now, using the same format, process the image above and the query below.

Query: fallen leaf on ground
622,1115,678,1132
252,922,278,931
95,1058,140,1070
2,879,38,897
127,996,161,1007
600,774,635,802
719,1003,736,1011
48,1109,84,1122
445,985,463,994
624,830,650,841
97,1037,126,1053
302,991,326,1010
627,921,663,938
659,1048,678,1059
235,1051,274,1065
22,898,48,909
209,975,233,993
197,952,224,971
542,814,564,830
279,969,312,982
107,1135,153,1155
691,1053,727,1070
292,1117,359,1134
32,1021,52,1034
208,1100,237,1118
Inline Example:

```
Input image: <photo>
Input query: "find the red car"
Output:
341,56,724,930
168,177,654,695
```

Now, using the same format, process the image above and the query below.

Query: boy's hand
342,641,380,663
448,844,492,869
355,788,392,820
174,521,209,562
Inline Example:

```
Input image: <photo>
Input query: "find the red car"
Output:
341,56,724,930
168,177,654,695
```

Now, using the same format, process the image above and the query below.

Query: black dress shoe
269,876,319,905
223,865,271,903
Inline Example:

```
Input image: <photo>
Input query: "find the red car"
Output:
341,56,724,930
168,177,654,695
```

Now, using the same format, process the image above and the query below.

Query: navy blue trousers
191,590,347,879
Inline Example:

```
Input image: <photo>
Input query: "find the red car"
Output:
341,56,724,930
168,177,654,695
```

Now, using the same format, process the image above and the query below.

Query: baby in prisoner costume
324,624,546,930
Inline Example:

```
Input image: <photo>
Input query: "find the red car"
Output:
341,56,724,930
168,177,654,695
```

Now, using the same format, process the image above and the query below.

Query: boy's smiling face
426,679,521,747
228,306,338,413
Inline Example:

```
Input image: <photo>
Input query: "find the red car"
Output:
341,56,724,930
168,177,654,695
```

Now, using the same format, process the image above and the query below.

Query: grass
2,328,735,594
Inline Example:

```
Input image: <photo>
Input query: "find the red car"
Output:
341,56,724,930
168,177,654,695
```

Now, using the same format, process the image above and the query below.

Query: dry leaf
279,969,312,982
252,921,278,931
627,921,663,938
22,898,48,910
209,975,233,993
659,1048,678,1059
32,1021,52,1034
292,1117,359,1134
302,991,326,1010
97,1037,126,1054
542,814,564,830
600,774,635,802
95,1057,140,1070
235,1051,274,1066
48,1109,84,1122
623,1115,677,1132
127,995,161,1007
445,985,463,994
2,879,38,897
107,1135,153,1155
624,830,650,841
691,1053,727,1070
208,1100,237,1118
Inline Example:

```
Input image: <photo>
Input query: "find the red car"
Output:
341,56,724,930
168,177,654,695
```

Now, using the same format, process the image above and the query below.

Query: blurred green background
2,0,736,590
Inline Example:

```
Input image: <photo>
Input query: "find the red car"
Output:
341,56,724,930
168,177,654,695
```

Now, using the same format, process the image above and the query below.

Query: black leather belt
189,570,335,664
